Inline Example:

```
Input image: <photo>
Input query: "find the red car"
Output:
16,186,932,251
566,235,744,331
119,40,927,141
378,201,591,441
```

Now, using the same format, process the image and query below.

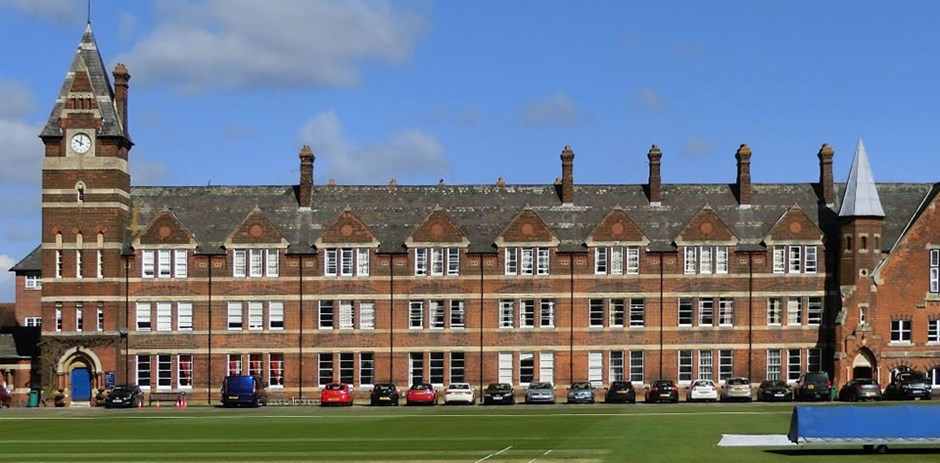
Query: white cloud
0,80,34,119
130,153,170,186
0,254,14,302
0,120,43,185
118,0,426,92
298,111,450,184
518,92,583,128
681,137,712,157
634,87,670,114
428,107,480,127
0,0,84,25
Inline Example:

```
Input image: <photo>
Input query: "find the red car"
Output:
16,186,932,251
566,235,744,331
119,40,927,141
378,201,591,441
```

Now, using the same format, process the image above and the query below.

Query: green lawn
0,404,937,462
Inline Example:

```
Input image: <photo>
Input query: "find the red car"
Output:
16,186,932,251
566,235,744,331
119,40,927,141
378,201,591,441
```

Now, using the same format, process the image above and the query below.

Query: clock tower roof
40,23,130,141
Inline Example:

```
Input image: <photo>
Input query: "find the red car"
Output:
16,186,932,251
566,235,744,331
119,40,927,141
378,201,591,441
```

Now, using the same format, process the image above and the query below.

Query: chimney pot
560,145,575,204
735,144,752,206
647,144,663,205
298,145,314,208
818,143,835,206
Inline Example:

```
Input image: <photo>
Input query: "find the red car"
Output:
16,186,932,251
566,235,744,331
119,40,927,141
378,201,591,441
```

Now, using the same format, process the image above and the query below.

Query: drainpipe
478,253,484,393
298,254,304,399
123,254,130,384
207,254,213,405
569,253,574,385
389,254,395,381
659,252,664,379
747,251,754,380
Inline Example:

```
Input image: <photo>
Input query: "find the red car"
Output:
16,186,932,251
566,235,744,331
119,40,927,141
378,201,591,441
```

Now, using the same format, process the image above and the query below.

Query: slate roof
125,181,935,256
40,24,127,139
9,246,41,273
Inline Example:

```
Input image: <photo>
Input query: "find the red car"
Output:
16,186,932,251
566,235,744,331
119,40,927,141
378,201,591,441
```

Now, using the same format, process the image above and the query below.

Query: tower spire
838,139,885,217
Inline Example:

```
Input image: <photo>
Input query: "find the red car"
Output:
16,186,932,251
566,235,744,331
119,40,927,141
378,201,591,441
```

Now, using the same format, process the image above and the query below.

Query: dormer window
504,247,549,275
233,249,278,277
142,249,189,279
414,247,460,276
324,247,369,277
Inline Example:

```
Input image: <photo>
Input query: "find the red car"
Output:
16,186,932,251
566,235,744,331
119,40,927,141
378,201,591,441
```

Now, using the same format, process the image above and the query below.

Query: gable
136,210,196,246
407,210,469,247
586,210,648,246
675,207,737,245
765,206,823,244
317,210,378,246
495,209,558,247
227,208,288,246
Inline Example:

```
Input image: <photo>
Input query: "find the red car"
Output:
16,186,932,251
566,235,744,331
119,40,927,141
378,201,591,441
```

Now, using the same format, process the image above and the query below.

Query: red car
320,383,353,406
406,383,437,405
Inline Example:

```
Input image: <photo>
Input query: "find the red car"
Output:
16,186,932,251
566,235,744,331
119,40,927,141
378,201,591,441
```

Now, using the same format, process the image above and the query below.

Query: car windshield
654,381,674,387
610,382,632,390
111,386,133,393
449,384,470,390
693,380,712,387
766,381,787,388
571,383,590,390
902,373,927,382
487,384,511,391
530,382,551,389
412,384,432,390
374,385,394,392
326,383,345,391
728,378,748,385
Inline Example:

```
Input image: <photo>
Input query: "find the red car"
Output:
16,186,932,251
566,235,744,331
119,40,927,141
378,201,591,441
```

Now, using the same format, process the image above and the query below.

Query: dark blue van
221,375,268,407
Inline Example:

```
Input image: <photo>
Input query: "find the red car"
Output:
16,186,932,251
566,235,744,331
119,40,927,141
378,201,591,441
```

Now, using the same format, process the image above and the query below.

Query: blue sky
1,0,940,301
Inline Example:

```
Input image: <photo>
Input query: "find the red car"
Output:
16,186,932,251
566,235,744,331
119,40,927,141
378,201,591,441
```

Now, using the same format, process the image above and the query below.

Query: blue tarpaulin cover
788,405,940,444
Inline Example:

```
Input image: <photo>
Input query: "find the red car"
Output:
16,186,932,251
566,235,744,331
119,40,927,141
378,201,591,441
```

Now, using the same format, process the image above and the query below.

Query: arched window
75,181,86,203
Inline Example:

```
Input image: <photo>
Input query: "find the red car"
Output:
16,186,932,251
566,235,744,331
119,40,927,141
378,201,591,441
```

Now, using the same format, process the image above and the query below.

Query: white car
443,383,475,405
687,379,719,402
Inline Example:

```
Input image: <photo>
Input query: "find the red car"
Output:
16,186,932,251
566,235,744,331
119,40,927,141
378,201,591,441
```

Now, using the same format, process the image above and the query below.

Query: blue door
71,368,91,401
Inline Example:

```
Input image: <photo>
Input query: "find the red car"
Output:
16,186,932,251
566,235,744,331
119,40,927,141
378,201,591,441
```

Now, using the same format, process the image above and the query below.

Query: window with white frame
931,249,940,293
55,249,62,279
269,301,284,330
97,249,103,278
929,319,940,343
361,352,375,386
589,299,604,328
157,354,172,389
774,245,818,274
891,319,912,343
429,352,445,386
75,305,83,332
588,351,603,385
450,300,465,329
175,301,191,331
595,247,608,274
431,248,447,275
96,306,103,331
339,300,355,329
136,302,151,331
698,299,714,326
629,298,645,327
55,304,62,332
179,354,193,388
339,353,354,385
360,301,375,330
232,249,278,277
807,348,821,372
766,350,782,380
409,353,424,385
699,246,712,274
718,350,733,381
269,353,284,387
227,302,243,330
718,298,733,326
520,299,536,328
698,350,713,380
75,250,83,279
787,298,802,325
415,247,460,276
156,302,172,331
521,248,534,275
610,299,625,327
409,301,423,329
318,353,333,385
685,246,728,274
450,352,465,383
25,274,41,290
807,297,822,325
684,247,697,274
629,351,644,383
519,352,535,385
319,301,334,329
715,246,729,274
539,352,554,389
141,249,188,279
540,300,555,328
804,246,817,273
137,355,151,388
25,317,41,327
788,246,802,273
323,247,369,277
429,300,445,329
499,300,514,328
248,301,264,330
609,351,624,381
767,297,782,325
498,352,512,384
773,246,786,274
678,350,693,382
678,298,693,326
787,349,801,381
626,247,640,274
504,247,549,275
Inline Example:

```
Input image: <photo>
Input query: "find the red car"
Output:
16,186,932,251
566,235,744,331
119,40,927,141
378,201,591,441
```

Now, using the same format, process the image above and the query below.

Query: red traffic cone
137,400,142,410
182,396,187,409
175,397,181,409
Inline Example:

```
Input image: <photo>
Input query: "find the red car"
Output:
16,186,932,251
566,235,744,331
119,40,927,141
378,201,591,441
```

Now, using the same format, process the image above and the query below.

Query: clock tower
38,23,134,395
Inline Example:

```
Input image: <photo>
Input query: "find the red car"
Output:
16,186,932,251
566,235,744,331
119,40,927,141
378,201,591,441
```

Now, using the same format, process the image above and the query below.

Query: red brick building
10,25,940,405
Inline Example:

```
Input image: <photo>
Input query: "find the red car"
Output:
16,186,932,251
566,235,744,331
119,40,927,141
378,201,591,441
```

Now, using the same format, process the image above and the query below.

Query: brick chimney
299,145,314,208
560,145,575,204
112,63,130,135
818,143,834,206
735,144,752,207
647,144,662,206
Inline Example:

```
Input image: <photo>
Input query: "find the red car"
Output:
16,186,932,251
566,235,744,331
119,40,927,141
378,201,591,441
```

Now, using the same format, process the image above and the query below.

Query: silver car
721,377,753,402
525,382,556,404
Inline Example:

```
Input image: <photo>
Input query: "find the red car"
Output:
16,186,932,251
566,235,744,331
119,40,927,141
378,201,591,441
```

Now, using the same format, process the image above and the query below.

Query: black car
104,384,144,409
604,381,636,404
884,371,932,400
482,383,515,405
645,379,679,403
838,378,883,402
793,371,831,401
369,383,400,406
757,380,791,402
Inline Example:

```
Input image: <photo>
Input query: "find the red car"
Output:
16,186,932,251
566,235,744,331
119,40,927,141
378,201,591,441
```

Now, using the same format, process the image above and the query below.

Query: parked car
838,378,883,402
884,370,932,400
604,381,636,404
443,383,475,405
221,375,268,407
524,382,556,404
757,380,792,402
566,382,595,404
482,383,515,405
320,382,353,406
104,384,144,409
406,383,437,405
645,379,679,403
369,383,400,406
687,379,719,402
792,371,831,401
721,377,753,402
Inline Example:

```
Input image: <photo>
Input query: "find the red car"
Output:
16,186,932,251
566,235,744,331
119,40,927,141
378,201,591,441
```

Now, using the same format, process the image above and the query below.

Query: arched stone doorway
56,347,103,406
851,348,876,379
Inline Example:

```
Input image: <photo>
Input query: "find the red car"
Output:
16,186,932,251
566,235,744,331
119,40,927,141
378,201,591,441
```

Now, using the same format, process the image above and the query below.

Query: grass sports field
1,403,938,462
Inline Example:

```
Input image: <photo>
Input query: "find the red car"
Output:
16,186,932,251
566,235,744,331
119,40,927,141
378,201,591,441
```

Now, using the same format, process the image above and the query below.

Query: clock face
70,133,92,154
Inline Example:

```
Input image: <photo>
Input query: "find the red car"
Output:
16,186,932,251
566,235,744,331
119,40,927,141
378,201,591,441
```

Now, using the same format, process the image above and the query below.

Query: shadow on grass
767,448,940,456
